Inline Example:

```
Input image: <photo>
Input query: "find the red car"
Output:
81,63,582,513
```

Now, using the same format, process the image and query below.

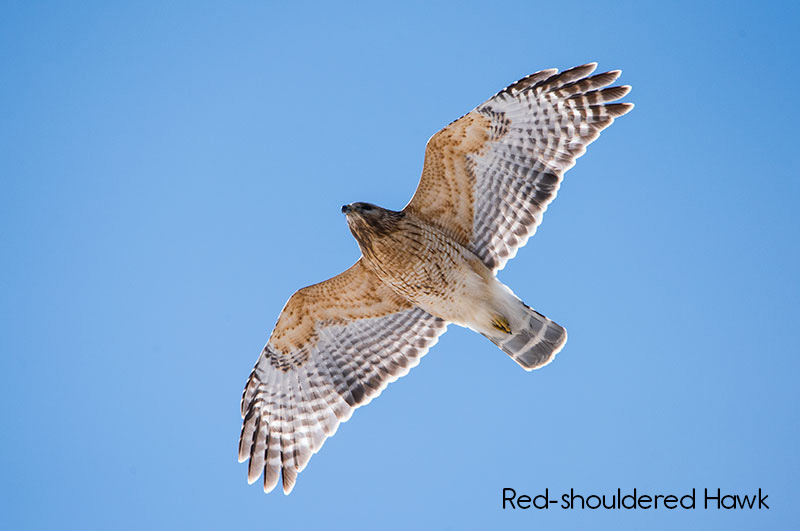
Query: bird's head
341,201,381,217
341,202,404,244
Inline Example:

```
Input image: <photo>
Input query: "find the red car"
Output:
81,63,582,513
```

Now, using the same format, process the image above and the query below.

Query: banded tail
484,303,567,371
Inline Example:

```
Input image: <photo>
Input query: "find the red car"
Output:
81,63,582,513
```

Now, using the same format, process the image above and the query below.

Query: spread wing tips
561,61,599,78
585,69,621,87
497,68,558,97
240,405,268,483
281,463,297,494
588,84,631,102
607,102,635,117
541,62,599,90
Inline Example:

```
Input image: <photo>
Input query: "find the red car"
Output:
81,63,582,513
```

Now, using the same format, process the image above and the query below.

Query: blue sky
2,1,798,530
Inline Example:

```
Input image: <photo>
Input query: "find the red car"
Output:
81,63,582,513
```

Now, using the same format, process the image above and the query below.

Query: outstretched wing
404,63,633,271
239,260,447,494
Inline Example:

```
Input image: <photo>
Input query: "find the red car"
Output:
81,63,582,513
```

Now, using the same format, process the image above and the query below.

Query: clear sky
2,1,798,530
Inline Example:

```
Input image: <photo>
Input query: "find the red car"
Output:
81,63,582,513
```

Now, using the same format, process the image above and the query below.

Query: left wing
404,63,633,271
239,260,447,494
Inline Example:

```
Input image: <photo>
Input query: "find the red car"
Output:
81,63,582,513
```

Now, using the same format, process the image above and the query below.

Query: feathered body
348,205,490,325
347,203,566,367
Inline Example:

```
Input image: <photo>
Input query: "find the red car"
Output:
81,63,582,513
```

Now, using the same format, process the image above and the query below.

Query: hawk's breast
361,214,493,324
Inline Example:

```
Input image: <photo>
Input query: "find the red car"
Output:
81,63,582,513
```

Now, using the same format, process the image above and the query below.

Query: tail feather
484,304,567,370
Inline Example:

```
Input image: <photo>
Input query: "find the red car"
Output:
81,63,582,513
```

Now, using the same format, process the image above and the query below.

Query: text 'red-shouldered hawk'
240,63,633,494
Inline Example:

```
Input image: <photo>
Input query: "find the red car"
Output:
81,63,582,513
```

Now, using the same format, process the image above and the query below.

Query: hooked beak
341,204,351,214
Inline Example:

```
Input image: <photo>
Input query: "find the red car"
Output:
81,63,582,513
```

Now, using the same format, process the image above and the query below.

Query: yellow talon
492,315,512,334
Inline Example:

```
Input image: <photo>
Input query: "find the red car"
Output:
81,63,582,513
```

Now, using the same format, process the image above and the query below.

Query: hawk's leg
491,315,512,334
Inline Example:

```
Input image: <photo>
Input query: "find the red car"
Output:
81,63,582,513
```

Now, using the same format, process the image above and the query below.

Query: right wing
239,259,448,494
404,63,633,271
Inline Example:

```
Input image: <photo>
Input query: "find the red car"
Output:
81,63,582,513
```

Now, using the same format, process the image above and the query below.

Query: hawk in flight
239,63,633,494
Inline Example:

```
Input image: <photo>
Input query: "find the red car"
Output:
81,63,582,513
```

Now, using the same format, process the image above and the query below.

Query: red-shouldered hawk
240,63,633,494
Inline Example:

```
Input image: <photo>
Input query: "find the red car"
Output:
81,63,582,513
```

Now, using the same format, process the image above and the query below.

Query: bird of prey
239,63,633,494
